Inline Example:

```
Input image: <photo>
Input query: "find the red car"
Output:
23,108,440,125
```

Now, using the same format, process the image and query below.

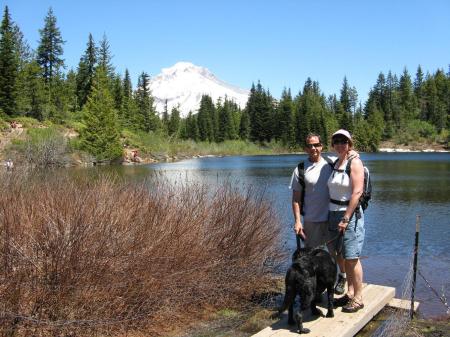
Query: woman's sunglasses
332,138,349,145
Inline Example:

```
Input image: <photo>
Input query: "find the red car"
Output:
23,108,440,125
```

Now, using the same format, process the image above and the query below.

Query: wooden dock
251,284,395,337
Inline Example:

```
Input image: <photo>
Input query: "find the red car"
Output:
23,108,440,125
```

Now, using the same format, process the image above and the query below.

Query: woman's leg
345,258,363,301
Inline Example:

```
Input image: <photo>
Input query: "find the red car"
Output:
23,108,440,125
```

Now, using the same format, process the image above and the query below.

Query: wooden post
411,215,420,319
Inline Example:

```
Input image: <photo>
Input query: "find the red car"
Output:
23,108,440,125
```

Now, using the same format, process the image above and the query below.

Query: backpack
297,157,334,215
331,158,372,211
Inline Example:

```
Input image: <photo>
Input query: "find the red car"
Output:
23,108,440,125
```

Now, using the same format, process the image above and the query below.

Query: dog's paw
326,310,334,318
299,327,311,334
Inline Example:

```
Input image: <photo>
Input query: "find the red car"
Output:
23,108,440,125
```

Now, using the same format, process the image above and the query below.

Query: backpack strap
345,157,353,176
297,162,305,216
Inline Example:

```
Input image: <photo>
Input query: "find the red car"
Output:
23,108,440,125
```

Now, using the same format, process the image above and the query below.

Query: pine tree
217,98,236,142
17,60,45,119
414,65,426,120
385,71,401,129
76,33,96,109
12,22,32,67
247,82,273,142
364,98,385,149
37,7,64,84
340,76,351,114
168,106,181,136
372,72,386,113
0,6,19,115
65,69,78,113
432,69,447,132
136,71,159,132
112,75,123,112
162,99,169,131
277,88,295,146
185,111,199,140
197,95,214,141
339,77,354,131
80,67,122,161
239,109,250,140
97,33,114,78
121,69,135,127
398,68,417,124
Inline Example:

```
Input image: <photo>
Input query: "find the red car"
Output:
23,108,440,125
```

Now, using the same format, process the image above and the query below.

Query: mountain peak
162,61,201,75
150,62,249,117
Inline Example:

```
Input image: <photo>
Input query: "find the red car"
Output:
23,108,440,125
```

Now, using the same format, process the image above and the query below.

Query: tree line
0,6,449,160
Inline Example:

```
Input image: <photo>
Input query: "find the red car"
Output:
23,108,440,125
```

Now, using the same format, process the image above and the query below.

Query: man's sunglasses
306,143,322,149
332,139,349,145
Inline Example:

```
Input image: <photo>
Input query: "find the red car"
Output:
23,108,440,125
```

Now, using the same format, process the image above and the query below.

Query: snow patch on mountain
149,62,249,118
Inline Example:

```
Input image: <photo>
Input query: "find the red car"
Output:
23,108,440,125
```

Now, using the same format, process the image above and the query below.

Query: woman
328,129,365,313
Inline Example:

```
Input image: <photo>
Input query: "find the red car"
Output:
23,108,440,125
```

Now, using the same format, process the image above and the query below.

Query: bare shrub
0,170,283,336
24,127,69,167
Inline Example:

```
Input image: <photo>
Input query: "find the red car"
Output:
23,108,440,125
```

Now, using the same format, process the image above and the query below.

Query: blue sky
3,0,450,103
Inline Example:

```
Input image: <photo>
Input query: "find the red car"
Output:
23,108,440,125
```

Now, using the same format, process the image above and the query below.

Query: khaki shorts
303,221,333,249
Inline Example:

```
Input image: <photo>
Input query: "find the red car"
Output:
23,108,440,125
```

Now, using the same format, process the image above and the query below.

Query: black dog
273,247,337,334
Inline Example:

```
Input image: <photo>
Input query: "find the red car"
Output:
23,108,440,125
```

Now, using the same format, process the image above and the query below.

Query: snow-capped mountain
149,62,249,118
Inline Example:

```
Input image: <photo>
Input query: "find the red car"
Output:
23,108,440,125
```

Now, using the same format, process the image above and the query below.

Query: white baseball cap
332,129,352,140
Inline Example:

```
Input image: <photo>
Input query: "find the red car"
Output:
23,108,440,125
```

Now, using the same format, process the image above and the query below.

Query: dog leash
296,231,344,255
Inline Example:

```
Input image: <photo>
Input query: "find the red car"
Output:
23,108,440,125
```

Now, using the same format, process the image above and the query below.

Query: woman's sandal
342,298,364,313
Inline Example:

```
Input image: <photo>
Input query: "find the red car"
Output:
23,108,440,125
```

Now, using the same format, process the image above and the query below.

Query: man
289,133,347,295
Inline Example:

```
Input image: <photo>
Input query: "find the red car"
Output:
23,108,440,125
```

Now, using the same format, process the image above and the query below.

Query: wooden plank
388,298,420,311
251,284,395,337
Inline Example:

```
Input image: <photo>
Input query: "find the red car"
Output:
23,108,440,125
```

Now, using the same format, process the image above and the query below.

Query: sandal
342,298,364,313
334,294,351,307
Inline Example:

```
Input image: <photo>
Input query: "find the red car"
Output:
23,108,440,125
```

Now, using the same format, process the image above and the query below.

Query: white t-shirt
289,156,335,222
327,159,352,211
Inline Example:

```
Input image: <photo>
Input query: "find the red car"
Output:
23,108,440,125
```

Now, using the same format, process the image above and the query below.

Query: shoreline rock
378,148,449,153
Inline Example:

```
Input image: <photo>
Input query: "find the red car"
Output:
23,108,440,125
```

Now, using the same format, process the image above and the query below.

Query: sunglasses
305,143,322,149
332,139,349,145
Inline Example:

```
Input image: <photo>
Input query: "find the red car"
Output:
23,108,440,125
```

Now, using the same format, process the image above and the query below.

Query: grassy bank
0,171,285,337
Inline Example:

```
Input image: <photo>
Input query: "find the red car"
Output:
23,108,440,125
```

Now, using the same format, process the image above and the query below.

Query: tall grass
122,129,290,157
0,170,283,336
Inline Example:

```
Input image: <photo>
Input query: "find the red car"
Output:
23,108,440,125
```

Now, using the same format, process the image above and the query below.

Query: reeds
0,170,283,336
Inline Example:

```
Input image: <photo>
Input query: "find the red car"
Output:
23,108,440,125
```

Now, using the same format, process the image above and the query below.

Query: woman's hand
338,221,348,233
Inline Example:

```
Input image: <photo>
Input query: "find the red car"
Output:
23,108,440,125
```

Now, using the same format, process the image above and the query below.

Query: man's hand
348,149,359,160
294,221,306,240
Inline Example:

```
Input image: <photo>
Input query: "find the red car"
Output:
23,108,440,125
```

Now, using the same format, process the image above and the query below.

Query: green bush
395,120,437,145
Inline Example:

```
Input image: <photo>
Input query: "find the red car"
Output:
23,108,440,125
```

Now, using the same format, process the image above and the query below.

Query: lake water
94,152,450,318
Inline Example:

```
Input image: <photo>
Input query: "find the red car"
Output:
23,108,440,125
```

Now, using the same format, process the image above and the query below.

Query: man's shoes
333,294,351,307
334,274,347,295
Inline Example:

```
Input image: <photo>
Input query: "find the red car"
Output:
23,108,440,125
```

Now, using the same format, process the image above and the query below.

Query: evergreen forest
1,6,449,161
